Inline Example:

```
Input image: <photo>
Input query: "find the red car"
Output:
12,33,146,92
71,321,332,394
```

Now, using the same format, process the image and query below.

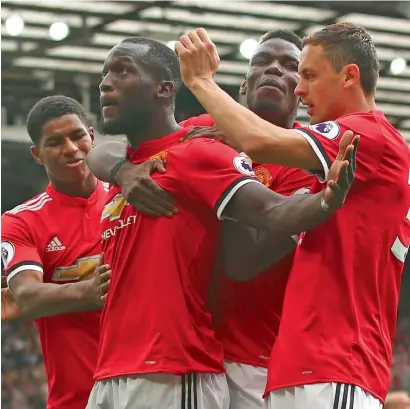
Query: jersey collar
128,127,192,161
46,180,106,207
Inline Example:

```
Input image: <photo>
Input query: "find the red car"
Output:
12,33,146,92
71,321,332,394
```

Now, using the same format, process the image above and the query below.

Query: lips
64,159,84,168
257,78,285,92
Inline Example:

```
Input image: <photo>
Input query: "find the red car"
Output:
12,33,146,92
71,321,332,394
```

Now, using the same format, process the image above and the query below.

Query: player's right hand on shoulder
181,126,241,151
115,160,178,218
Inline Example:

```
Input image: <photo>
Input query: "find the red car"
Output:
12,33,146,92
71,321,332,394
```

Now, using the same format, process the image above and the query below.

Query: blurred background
1,1,409,408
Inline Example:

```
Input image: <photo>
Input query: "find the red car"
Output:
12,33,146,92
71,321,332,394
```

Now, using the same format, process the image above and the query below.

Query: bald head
385,391,410,409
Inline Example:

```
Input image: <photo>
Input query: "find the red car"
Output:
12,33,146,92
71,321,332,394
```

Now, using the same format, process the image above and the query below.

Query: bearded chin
100,106,150,136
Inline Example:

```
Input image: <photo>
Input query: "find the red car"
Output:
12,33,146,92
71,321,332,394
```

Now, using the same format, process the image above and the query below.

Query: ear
343,63,360,90
157,81,175,100
30,145,43,165
239,77,247,96
89,127,95,145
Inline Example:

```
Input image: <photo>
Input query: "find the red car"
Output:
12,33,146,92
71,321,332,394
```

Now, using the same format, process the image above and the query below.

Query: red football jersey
95,127,260,380
265,111,410,402
216,164,314,368
181,114,315,368
1,182,108,409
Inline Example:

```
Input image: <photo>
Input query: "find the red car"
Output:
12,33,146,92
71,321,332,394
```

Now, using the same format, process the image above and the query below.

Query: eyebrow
251,51,299,64
45,128,85,139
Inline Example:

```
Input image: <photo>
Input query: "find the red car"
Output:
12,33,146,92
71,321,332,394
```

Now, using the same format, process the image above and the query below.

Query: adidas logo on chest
46,236,66,252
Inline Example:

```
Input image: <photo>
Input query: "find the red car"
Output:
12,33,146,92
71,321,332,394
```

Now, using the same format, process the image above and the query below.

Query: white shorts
224,360,267,409
86,372,229,409
266,383,383,409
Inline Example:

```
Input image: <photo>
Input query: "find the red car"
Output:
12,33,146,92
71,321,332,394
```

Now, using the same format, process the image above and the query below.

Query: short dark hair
121,37,182,95
302,22,379,95
259,29,302,50
26,95,88,145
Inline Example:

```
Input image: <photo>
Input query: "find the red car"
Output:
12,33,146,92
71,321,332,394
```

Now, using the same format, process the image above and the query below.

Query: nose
294,79,306,97
264,62,283,77
63,137,79,155
99,72,113,93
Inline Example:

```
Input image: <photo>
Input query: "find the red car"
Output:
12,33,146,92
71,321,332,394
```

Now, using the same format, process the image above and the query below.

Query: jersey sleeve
271,166,315,196
178,114,216,127
1,213,43,284
294,118,384,183
165,139,261,219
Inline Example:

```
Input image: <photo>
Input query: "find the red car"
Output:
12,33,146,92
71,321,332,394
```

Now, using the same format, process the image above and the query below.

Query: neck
127,109,181,149
338,92,376,118
50,172,98,198
252,108,297,129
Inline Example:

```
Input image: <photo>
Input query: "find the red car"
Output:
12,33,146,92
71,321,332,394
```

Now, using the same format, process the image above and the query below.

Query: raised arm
175,29,320,168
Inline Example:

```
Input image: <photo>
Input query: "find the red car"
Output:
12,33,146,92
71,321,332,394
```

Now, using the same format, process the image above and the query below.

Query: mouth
257,78,285,92
302,101,314,116
64,159,85,168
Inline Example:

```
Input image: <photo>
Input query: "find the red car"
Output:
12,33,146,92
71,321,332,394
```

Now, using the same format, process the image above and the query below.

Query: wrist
110,159,129,186
188,77,217,93
320,195,330,212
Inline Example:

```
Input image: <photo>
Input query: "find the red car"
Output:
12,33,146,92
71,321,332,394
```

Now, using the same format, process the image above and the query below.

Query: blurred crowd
1,317,410,409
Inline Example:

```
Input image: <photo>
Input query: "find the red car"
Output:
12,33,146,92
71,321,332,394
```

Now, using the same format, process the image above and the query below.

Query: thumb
98,253,104,267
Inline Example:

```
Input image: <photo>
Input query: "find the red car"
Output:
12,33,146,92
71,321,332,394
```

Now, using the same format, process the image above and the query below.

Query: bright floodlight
49,22,69,41
5,15,24,36
390,57,407,75
166,41,176,50
240,39,258,59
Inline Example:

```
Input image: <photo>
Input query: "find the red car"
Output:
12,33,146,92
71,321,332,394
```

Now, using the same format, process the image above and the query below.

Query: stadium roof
2,0,410,140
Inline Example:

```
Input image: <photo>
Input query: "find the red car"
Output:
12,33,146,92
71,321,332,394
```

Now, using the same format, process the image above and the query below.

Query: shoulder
3,192,52,219
179,114,215,127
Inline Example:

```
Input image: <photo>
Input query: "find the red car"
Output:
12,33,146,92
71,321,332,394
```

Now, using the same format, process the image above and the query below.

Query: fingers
96,264,110,274
127,180,178,217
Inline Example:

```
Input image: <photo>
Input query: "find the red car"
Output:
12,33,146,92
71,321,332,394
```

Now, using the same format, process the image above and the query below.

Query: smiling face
31,114,94,184
99,42,156,136
241,38,301,120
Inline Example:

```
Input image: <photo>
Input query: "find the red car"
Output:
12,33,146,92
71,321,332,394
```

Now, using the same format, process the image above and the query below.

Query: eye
72,133,86,141
251,59,267,66
285,63,298,71
118,68,128,75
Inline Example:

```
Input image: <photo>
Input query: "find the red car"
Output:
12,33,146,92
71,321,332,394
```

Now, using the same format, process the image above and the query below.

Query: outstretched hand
323,130,359,211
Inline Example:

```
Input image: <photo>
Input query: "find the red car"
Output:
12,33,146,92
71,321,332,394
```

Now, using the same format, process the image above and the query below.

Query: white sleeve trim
7,264,43,285
294,129,330,183
216,179,261,220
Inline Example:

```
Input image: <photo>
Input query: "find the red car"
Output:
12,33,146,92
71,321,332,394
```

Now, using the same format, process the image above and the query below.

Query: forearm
190,79,306,166
222,220,297,281
262,191,332,237
12,281,99,319
86,141,128,182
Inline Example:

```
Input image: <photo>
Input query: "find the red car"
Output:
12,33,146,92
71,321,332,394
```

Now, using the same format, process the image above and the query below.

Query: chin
100,119,126,136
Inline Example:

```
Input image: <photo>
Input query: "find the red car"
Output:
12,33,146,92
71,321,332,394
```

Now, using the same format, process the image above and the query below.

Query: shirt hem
95,367,225,381
264,377,385,403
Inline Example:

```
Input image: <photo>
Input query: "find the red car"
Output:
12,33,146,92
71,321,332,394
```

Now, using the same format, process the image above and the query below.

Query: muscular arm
219,182,332,281
8,270,102,320
190,79,321,169
86,141,128,182
221,220,297,281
